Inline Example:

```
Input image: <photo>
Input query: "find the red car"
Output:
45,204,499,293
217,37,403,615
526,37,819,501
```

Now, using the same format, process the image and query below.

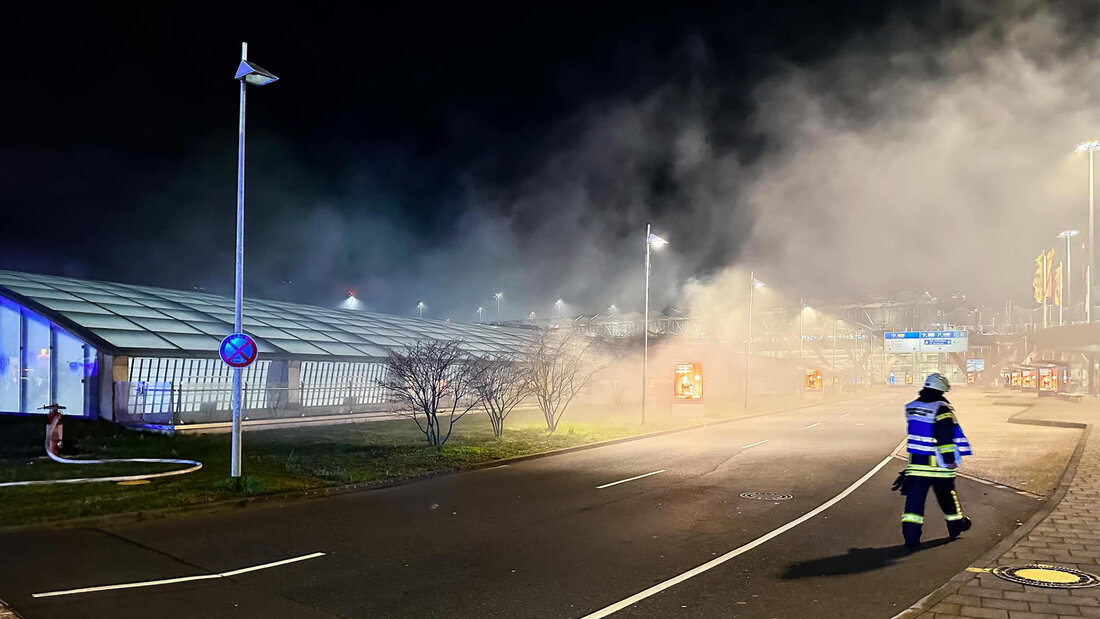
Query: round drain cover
739,492,793,501
992,564,1100,588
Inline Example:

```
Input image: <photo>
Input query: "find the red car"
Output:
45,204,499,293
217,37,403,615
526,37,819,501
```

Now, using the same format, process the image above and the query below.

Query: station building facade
0,270,531,429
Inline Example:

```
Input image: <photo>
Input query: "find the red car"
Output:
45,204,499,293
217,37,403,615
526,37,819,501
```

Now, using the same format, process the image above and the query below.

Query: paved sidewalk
903,423,1100,618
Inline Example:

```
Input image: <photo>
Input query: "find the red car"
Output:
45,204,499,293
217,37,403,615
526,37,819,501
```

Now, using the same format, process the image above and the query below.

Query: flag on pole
1044,249,1055,299
1033,252,1045,303
1054,262,1063,307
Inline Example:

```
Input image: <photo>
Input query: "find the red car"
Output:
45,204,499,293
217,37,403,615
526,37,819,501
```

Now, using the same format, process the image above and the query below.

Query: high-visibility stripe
935,412,955,421
937,445,955,453
907,435,936,443
905,469,955,478
945,514,965,521
902,513,924,524
950,490,963,517
908,445,935,453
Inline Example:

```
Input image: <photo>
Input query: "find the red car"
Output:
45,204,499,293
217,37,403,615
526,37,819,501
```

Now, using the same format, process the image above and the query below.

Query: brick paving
906,426,1100,618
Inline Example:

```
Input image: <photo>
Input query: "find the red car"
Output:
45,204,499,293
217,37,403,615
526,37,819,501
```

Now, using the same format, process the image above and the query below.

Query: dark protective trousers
901,475,967,545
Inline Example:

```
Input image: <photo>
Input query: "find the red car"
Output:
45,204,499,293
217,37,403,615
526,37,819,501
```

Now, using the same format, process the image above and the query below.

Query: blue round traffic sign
220,333,258,368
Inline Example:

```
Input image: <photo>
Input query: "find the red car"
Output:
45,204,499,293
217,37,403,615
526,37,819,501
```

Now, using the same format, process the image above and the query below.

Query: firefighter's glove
891,471,909,495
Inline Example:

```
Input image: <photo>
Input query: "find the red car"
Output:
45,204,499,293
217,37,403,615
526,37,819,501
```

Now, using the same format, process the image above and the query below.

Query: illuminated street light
230,42,279,479
608,304,617,316
417,301,425,318
477,306,484,322
1075,141,1098,324
529,311,536,321
643,224,669,424
556,298,564,319
494,292,503,320
744,274,765,408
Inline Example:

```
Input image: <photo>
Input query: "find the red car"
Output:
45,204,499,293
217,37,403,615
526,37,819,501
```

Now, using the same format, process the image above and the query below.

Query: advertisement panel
674,363,703,401
804,368,822,392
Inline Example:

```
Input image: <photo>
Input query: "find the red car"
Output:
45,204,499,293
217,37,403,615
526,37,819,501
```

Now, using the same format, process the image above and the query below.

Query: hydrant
42,403,66,456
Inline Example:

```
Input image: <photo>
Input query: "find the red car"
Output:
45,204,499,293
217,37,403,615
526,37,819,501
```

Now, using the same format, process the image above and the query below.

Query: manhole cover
992,564,1100,588
739,492,793,501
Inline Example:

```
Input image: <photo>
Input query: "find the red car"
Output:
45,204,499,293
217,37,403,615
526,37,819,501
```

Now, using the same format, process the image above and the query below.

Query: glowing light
1058,230,1079,238
1075,141,1100,152
646,233,669,248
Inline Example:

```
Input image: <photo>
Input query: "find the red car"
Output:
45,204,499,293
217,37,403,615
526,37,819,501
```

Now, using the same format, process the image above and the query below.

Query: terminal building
0,270,531,429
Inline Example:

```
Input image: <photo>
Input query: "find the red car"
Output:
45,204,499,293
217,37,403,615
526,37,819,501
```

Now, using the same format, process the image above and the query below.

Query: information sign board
885,330,968,353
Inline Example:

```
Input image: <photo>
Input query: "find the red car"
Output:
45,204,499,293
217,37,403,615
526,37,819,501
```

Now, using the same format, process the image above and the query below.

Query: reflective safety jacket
905,398,971,477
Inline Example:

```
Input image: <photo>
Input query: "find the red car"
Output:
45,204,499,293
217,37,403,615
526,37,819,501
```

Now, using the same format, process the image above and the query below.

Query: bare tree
470,353,530,438
379,339,482,446
525,331,603,433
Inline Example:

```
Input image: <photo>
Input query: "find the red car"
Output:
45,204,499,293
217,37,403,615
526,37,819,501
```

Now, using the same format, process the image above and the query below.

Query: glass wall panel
23,310,51,412
54,327,86,415
0,298,19,412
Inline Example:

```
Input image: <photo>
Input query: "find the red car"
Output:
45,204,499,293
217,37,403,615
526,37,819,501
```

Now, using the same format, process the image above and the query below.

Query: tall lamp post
230,43,278,479
1059,230,1078,322
556,298,564,319
642,224,668,424
1076,141,1099,323
743,274,765,408
799,301,809,400
417,301,425,318
477,306,483,322
494,292,503,321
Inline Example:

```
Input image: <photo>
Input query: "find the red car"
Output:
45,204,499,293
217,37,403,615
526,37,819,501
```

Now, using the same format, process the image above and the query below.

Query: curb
891,404,1093,619
2,393,873,532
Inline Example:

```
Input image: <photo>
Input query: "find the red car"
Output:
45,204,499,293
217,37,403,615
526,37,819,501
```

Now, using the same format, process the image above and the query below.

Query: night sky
2,2,1096,321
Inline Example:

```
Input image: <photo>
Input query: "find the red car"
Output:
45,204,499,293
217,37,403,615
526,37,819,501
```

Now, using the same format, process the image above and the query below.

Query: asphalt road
0,392,1042,618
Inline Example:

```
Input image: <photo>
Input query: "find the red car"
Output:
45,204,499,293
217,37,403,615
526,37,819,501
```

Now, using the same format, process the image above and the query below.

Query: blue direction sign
886,330,968,353
220,332,258,368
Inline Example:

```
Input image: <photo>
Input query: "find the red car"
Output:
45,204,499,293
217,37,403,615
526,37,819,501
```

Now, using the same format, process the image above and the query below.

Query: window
0,298,19,412
23,310,51,412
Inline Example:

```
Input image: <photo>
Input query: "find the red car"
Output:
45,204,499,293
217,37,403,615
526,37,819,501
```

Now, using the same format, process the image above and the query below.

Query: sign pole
231,42,248,479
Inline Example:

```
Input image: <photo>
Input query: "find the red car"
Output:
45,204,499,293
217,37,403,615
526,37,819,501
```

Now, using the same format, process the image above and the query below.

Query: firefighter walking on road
898,373,972,547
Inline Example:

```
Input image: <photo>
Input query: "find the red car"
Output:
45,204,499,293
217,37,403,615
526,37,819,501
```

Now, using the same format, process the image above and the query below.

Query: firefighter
899,373,972,547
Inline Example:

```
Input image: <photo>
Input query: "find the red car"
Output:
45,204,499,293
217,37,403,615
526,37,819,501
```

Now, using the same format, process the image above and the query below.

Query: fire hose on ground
0,404,202,488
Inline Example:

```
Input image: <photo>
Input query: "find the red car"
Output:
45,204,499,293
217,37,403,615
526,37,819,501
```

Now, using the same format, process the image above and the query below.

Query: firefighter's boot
948,516,972,539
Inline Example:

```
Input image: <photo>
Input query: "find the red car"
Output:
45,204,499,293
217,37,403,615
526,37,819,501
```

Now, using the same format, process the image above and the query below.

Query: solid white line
32,552,326,598
580,456,895,618
596,470,666,489
804,422,821,429
740,440,769,449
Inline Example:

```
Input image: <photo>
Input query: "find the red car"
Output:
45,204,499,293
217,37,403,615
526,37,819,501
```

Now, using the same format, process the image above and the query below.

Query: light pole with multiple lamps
642,225,668,424
229,43,278,479
417,301,425,318
477,306,483,322
743,273,765,408
494,292,503,321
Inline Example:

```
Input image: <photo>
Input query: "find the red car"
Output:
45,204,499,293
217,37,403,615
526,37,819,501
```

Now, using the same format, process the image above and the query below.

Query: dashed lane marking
32,552,326,598
596,470,667,489
740,440,769,449
839,413,851,418
804,423,821,429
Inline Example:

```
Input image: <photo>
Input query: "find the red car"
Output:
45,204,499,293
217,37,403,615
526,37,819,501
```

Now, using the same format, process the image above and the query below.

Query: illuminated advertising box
1021,369,1037,390
674,363,703,401
1010,370,1021,388
966,358,985,372
1038,367,1058,393
804,368,822,392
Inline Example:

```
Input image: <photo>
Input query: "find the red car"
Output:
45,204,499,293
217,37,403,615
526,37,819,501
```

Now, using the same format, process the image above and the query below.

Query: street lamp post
799,301,808,400
643,224,668,425
494,292,503,321
477,306,483,322
1059,230,1078,322
832,319,841,394
417,301,425,318
744,274,765,408
1077,141,1099,323
608,304,617,317
556,298,564,319
230,42,278,479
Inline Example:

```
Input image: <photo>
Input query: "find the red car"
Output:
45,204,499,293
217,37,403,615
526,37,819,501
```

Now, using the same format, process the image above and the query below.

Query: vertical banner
1055,263,1063,307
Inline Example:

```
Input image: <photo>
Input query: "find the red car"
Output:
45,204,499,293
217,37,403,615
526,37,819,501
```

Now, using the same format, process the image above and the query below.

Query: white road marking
32,552,326,598
740,440,769,449
597,470,666,489
580,456,895,618
804,423,821,429
839,413,851,418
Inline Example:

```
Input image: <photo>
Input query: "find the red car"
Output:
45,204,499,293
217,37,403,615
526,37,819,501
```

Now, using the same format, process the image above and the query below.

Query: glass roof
0,270,534,359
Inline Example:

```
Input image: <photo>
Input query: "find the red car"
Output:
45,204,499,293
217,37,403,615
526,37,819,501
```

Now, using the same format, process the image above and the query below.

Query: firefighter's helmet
923,373,951,392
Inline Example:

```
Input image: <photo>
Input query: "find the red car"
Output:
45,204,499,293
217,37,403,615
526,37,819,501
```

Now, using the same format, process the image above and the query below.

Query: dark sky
2,2,1094,321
